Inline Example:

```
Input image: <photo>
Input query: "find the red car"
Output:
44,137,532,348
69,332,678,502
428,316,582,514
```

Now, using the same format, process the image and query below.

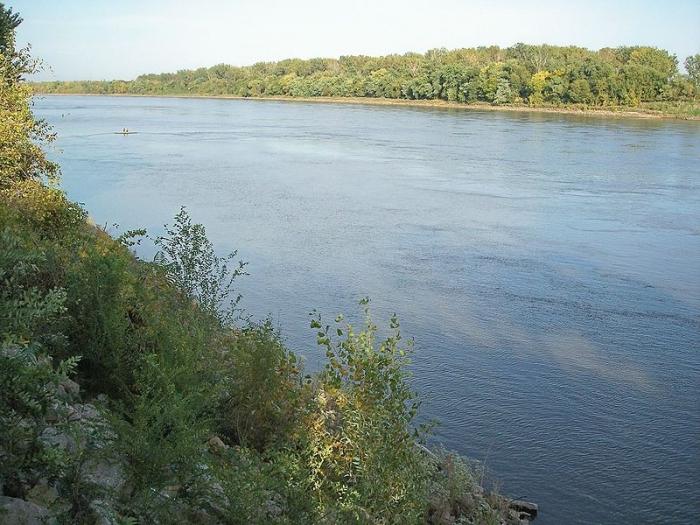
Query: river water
34,95,700,524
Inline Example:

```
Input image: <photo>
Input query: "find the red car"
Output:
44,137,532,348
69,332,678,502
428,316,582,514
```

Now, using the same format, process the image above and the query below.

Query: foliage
33,43,697,112
0,341,76,497
0,2,58,187
218,320,303,450
154,206,247,325
0,225,78,498
686,54,700,88
296,304,432,522
0,1,21,53
0,179,86,237
2,181,512,523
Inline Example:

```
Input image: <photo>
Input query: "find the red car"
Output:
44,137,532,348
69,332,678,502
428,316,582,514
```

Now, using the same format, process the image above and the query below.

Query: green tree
685,54,700,88
0,2,21,52
0,3,59,186
568,78,593,103
493,78,513,105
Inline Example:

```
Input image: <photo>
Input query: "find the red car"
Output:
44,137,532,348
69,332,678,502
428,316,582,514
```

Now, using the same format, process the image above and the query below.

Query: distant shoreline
34,92,700,121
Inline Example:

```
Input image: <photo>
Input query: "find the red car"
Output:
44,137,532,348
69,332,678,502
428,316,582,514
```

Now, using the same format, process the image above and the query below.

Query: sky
9,0,700,81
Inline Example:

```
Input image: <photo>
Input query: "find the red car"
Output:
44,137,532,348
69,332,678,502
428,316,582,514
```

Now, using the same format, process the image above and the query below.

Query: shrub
296,301,432,523
0,224,79,498
153,207,247,326
0,179,85,239
0,341,78,498
218,320,304,450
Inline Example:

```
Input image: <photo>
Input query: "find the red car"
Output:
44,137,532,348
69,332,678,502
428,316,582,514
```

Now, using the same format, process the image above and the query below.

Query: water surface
35,95,700,524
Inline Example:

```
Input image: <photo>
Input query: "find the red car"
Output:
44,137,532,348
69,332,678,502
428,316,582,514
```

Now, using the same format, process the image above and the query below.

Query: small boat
114,128,137,135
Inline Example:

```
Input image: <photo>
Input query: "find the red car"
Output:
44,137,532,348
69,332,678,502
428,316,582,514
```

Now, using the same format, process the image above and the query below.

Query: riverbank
32,91,700,121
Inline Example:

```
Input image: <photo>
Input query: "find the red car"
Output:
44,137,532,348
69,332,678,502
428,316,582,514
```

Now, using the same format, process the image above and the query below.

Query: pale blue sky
8,0,700,81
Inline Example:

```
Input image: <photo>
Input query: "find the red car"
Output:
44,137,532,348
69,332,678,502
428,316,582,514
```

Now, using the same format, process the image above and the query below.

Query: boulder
509,499,538,518
82,459,126,494
89,499,120,525
0,496,54,525
61,378,80,397
55,378,80,402
67,403,100,422
265,492,284,519
39,426,77,453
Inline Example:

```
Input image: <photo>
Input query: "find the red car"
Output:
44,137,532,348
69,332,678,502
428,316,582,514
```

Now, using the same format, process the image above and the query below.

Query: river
34,95,700,524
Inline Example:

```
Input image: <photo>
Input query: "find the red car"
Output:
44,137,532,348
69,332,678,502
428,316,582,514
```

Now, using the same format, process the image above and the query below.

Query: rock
61,377,80,397
67,403,100,422
509,500,538,518
56,378,80,401
39,426,77,453
44,403,64,424
89,499,120,525
55,384,68,401
207,436,228,455
506,508,521,524
83,459,126,494
1,344,21,358
26,482,59,508
0,496,54,524
265,493,284,519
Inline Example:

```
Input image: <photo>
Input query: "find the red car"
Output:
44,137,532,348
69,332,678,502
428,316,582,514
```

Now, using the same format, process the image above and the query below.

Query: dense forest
1,4,538,524
36,44,700,112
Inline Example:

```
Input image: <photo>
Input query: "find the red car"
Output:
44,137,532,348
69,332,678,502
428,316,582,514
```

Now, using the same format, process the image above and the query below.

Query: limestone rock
83,458,126,494
39,426,77,453
60,377,80,398
67,403,100,422
265,492,284,519
0,496,54,525
55,377,80,402
89,499,120,525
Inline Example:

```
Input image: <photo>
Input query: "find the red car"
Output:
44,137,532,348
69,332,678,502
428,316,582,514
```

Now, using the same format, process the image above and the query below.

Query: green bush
292,303,432,523
0,341,77,498
0,224,79,498
218,321,303,450
63,234,139,398
153,206,247,326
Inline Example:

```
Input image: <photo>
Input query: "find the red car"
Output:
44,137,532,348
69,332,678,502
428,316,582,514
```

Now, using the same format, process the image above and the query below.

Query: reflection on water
35,95,700,525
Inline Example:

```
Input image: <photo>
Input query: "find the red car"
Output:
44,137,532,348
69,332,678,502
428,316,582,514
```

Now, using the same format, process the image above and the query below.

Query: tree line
35,44,700,107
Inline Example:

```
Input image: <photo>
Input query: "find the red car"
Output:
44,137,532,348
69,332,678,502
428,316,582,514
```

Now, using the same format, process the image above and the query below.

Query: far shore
33,91,700,121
